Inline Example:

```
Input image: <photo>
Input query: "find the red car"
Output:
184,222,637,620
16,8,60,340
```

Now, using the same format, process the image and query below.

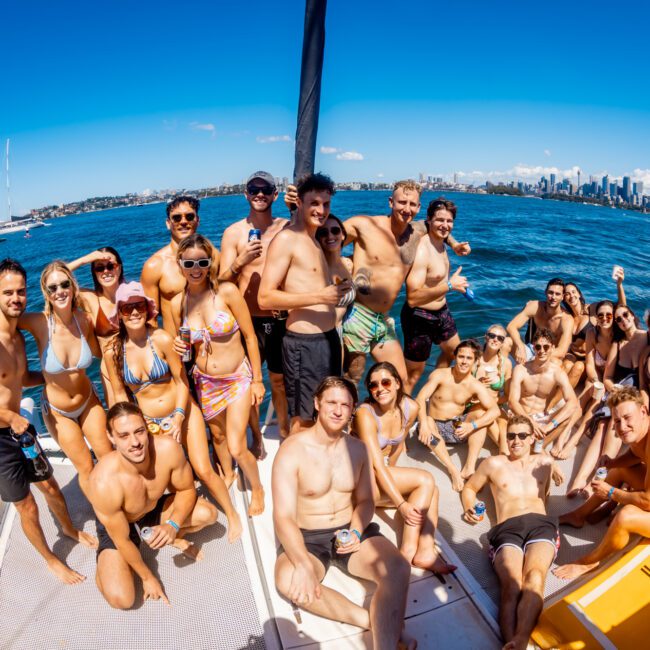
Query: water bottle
17,425,52,482
464,287,476,301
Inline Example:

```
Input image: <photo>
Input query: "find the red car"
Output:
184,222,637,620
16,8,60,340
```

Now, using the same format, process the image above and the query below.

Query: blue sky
3,0,650,212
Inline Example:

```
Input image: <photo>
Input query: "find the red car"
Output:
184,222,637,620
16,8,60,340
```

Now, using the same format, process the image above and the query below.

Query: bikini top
359,400,411,450
182,292,239,352
594,348,607,368
41,314,93,375
474,355,506,391
122,335,170,394
572,318,591,343
95,300,118,337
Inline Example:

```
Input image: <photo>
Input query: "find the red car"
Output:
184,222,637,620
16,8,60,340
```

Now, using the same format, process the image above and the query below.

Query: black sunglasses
169,212,196,224
507,432,531,441
46,280,72,295
486,332,505,343
94,262,117,273
368,378,393,391
316,226,342,239
246,184,275,196
119,300,147,316
180,258,211,270
534,343,551,352
615,311,631,323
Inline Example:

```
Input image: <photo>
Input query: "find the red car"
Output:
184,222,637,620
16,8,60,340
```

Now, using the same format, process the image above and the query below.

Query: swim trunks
96,494,171,558
400,303,458,362
342,302,397,354
252,315,286,375
0,428,53,503
278,522,383,574
434,415,467,444
487,513,560,563
282,329,342,421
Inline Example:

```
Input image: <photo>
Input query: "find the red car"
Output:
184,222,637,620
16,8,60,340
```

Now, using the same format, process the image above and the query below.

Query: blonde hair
40,261,81,317
393,179,422,196
608,386,645,410
176,233,220,293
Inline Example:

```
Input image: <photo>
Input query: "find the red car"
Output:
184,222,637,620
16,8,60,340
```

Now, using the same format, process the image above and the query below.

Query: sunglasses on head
93,262,117,273
597,312,613,321
169,212,196,224
507,432,531,441
486,332,505,342
615,311,631,323
46,280,72,295
316,225,342,239
119,300,147,316
368,378,393,391
246,184,275,196
534,343,551,352
180,258,211,270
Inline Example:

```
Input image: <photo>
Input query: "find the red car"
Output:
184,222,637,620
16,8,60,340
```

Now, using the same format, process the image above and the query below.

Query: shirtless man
219,171,290,445
0,258,96,584
416,340,499,489
273,376,413,649
141,195,209,335
509,328,579,452
259,173,352,432
403,198,469,392
507,278,573,365
89,401,217,608
554,387,650,580
462,415,563,650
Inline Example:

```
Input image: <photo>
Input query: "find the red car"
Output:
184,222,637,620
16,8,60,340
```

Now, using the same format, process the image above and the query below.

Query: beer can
139,526,154,542
474,501,486,521
179,326,192,362
248,228,262,242
533,439,544,454
160,419,173,434
335,529,353,547
595,467,608,481
147,422,161,435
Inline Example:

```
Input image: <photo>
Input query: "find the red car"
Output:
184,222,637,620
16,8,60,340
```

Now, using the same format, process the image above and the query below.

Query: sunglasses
169,212,196,224
316,226,342,239
534,343,551,352
507,432,531,441
368,378,394,391
180,258,211,270
119,300,148,316
93,262,117,273
46,280,72,295
597,313,613,321
615,311,631,323
486,332,506,343
246,184,275,196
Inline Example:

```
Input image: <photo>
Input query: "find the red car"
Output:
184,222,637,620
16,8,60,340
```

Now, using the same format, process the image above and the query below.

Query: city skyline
3,0,649,213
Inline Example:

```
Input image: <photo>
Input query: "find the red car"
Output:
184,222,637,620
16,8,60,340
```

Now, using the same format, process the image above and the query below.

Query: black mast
293,0,327,181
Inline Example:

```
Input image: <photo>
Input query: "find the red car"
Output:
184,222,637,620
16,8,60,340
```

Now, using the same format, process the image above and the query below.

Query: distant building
622,176,632,201
602,175,609,194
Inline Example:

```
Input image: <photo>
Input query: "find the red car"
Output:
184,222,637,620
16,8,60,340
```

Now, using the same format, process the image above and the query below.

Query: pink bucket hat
108,281,159,328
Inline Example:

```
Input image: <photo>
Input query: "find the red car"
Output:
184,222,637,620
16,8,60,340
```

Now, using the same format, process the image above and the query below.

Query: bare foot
47,558,86,584
460,465,475,481
248,487,265,517
412,549,457,574
450,470,465,492
227,510,243,543
251,438,267,461
550,444,563,459
553,561,598,580
173,539,204,561
62,527,98,548
398,630,418,650
558,511,586,528
566,481,587,499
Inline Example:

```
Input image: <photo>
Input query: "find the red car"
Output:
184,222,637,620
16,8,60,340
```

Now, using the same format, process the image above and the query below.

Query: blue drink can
335,529,353,547
474,501,486,521
464,287,475,301
248,228,261,242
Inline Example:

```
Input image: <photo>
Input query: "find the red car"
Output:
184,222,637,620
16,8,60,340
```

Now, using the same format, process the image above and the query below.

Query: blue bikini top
123,335,170,394
41,315,93,375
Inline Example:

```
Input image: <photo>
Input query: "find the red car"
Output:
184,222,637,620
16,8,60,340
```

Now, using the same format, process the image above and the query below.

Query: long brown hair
111,318,153,396
176,233,220,294
40,260,82,317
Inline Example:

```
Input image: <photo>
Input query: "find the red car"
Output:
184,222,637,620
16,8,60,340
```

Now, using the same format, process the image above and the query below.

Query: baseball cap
246,171,276,188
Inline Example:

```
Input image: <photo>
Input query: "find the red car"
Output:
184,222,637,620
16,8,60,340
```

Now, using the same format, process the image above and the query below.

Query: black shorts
401,303,458,362
0,428,53,503
96,494,171,558
252,315,286,375
282,329,342,421
279,522,383,574
487,513,560,563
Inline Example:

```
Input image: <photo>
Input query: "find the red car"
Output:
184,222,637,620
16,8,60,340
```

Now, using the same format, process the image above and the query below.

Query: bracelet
252,379,263,384
173,407,185,417
396,500,406,510
447,280,453,291
166,518,180,532
351,528,362,541
607,487,615,501
471,421,478,430
551,418,559,428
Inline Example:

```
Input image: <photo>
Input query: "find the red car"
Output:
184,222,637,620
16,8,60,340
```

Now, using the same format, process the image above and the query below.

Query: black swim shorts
278,522,384,574
401,303,458,363
0,428,53,503
96,494,171,558
487,513,560,563
252,315,287,375
282,329,342,421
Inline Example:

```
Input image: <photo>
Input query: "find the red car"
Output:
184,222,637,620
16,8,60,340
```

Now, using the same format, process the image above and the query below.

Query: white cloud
256,135,291,143
189,122,216,138
320,146,339,154
377,172,385,178
631,168,650,193
544,149,551,157
336,151,364,161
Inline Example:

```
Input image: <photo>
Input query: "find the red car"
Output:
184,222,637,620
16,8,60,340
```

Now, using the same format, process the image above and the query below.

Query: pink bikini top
183,293,239,353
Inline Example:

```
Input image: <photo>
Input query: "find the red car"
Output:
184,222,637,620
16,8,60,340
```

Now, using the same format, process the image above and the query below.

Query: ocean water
4,191,648,402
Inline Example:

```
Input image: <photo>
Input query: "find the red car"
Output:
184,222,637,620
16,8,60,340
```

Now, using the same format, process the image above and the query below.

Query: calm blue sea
4,191,648,403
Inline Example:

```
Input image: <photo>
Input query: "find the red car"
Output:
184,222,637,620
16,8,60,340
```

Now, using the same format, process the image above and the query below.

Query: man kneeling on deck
273,376,414,650
554,387,650,580
462,415,563,650
88,402,217,608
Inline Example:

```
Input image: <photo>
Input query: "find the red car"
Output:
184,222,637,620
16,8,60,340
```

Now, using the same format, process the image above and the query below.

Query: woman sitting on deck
105,281,242,542
19,261,111,493
352,362,456,573
173,234,266,516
